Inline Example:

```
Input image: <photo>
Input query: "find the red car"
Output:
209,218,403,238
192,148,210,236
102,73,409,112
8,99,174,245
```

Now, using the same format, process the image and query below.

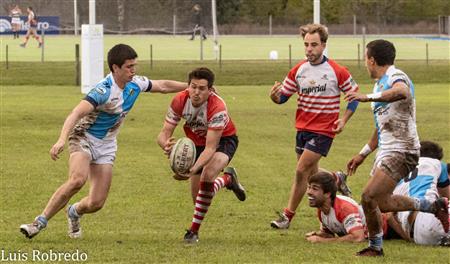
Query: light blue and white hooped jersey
72,73,152,141
371,65,419,153
394,157,450,201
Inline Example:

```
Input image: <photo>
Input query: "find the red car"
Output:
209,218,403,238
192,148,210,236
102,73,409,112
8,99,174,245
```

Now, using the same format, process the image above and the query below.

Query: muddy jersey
394,157,449,201
371,65,419,153
318,195,366,236
165,90,236,146
72,73,151,141
279,56,358,138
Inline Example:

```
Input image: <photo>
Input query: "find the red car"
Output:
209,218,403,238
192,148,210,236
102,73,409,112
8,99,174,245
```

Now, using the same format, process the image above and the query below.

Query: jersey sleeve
279,64,301,97
339,206,364,234
388,71,409,87
337,67,359,94
207,96,229,130
437,162,450,187
84,84,110,108
165,92,184,126
132,75,152,92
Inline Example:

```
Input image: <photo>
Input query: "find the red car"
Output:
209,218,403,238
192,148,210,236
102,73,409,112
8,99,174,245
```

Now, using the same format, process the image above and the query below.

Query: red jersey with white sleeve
280,57,359,138
165,90,236,146
318,195,366,237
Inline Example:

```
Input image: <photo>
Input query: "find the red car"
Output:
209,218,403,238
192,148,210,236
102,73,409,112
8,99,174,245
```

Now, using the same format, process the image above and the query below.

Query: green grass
1,35,449,62
1,60,449,87
0,81,449,263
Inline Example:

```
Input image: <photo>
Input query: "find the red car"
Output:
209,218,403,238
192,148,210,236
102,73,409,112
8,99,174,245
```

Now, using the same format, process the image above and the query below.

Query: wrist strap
359,144,373,157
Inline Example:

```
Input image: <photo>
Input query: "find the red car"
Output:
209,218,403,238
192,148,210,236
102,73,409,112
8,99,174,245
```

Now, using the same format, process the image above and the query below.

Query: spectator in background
20,6,43,48
189,4,207,41
10,5,22,39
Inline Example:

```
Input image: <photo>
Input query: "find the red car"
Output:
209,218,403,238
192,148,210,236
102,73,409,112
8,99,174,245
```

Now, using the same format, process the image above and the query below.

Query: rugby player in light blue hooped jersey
20,44,189,239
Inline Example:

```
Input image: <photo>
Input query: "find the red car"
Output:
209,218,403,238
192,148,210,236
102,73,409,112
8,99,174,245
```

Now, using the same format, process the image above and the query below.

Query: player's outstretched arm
50,100,94,161
344,82,409,103
306,229,364,243
150,80,188,94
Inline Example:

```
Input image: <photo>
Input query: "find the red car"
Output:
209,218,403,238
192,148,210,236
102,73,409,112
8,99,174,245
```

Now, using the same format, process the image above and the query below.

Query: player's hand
270,81,283,104
344,91,369,102
50,139,65,161
306,235,322,243
163,137,176,157
346,154,366,176
332,118,346,134
305,231,318,238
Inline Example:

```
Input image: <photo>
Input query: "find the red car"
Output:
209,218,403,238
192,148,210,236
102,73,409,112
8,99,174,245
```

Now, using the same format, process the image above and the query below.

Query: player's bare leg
271,149,321,229
190,173,201,204
20,152,90,239
66,163,112,238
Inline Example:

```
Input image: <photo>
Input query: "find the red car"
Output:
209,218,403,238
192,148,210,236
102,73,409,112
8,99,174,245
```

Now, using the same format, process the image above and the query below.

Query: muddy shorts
371,150,419,182
68,132,117,165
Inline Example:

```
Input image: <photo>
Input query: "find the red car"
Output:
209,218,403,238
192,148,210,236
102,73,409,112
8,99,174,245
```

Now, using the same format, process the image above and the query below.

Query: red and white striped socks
190,181,214,233
190,174,232,233
213,174,231,194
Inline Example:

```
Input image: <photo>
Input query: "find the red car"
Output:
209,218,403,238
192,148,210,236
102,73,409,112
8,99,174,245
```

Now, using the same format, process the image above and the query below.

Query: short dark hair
366,39,396,66
107,44,138,72
188,67,215,88
308,171,337,202
420,141,444,160
300,23,328,43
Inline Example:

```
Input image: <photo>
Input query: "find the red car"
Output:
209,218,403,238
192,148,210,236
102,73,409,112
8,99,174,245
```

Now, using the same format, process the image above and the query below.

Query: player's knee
67,175,86,191
361,191,376,206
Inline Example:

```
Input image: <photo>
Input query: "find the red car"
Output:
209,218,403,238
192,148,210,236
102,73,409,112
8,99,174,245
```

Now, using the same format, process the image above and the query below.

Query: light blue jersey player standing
344,39,449,257
20,44,188,239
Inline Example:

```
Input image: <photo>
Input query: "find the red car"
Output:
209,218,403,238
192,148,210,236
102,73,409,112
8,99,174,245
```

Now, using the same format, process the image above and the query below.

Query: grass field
0,78,449,262
0,35,449,62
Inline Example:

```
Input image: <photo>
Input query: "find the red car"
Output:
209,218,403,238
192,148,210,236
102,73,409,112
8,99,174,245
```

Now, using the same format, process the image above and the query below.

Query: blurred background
1,0,449,35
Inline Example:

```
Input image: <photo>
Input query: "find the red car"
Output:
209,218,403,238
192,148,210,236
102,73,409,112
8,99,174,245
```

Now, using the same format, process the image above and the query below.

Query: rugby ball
169,137,196,175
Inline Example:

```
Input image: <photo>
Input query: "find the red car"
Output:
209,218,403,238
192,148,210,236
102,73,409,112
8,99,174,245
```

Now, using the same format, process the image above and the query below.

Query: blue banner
0,16,60,35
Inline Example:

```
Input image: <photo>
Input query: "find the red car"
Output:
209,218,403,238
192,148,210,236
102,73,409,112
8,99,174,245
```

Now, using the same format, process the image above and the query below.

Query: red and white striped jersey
280,57,359,138
318,195,366,237
165,90,236,146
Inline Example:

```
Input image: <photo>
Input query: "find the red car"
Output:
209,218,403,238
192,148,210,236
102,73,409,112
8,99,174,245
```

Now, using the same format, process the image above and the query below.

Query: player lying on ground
305,171,366,243
383,141,450,246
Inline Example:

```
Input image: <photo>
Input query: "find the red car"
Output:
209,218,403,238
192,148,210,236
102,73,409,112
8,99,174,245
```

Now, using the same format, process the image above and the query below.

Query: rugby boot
356,247,384,257
224,167,246,201
184,229,199,244
270,211,290,229
335,171,352,197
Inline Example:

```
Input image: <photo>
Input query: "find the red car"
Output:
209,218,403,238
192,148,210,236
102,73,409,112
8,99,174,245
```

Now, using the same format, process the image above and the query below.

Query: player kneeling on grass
305,171,366,243
20,44,189,239
157,67,246,244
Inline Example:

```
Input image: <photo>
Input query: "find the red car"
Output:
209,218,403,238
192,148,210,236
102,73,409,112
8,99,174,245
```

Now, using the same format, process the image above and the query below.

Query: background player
19,6,43,48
